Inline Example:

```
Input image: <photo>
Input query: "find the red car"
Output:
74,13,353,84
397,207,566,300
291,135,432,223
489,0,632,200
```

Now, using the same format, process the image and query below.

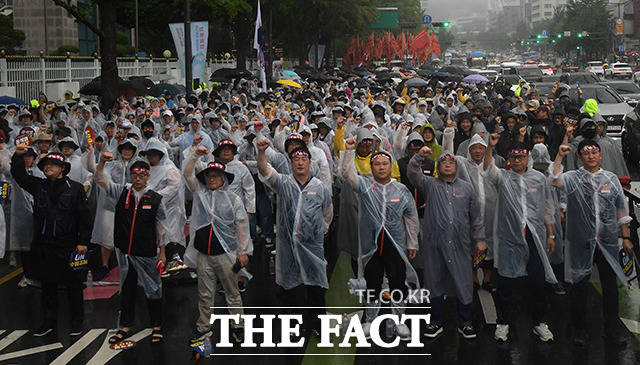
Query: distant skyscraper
13,0,79,55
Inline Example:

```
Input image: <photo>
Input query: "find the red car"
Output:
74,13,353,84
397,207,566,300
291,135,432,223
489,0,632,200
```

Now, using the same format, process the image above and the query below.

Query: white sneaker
533,322,554,342
17,276,27,288
395,323,411,341
494,324,509,342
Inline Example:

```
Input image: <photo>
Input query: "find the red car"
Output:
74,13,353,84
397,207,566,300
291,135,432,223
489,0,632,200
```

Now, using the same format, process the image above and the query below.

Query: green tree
52,0,118,112
376,0,423,30
0,14,26,54
50,44,80,56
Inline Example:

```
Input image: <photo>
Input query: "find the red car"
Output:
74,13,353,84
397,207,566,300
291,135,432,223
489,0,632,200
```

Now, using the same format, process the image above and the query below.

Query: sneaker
533,323,554,342
270,249,276,256
265,238,274,249
166,258,187,273
395,323,411,341
552,282,566,295
17,276,27,288
238,280,246,293
94,266,110,281
458,324,477,339
495,324,509,342
423,324,443,339
231,328,244,343
160,269,171,278
363,322,372,339
9,256,17,268
33,324,55,337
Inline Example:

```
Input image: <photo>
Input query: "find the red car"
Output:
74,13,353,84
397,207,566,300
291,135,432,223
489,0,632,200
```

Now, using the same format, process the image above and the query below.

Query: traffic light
536,40,540,44
443,22,450,27
556,34,562,38
520,40,524,45
537,34,542,39
577,33,582,38
552,40,556,43
432,22,451,27
576,46,581,50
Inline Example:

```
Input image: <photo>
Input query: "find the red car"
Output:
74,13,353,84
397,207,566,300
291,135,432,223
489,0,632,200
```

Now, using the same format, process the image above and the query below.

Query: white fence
0,55,237,102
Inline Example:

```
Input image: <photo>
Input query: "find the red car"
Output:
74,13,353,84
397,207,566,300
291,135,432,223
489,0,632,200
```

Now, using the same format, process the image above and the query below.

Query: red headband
290,150,310,159
580,144,600,153
439,153,456,162
509,149,529,156
371,152,391,163
218,140,234,147
207,162,225,171
47,154,65,162
131,167,149,174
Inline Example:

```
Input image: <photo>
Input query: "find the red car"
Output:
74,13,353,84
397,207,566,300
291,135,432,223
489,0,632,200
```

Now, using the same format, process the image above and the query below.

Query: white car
605,62,633,79
586,61,604,75
538,63,555,75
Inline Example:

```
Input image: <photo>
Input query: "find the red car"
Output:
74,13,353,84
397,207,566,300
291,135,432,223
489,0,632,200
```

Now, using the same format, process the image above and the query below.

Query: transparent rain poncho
9,161,45,252
143,138,187,246
341,149,420,289
553,166,632,284
182,153,253,275
407,154,484,304
485,160,558,284
259,165,333,290
531,143,565,266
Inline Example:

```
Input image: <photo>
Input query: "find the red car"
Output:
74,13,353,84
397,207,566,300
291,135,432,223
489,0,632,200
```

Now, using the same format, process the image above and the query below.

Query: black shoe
604,332,626,347
458,324,477,339
70,323,83,337
552,282,566,295
33,324,55,337
423,324,443,339
231,328,244,343
238,280,246,293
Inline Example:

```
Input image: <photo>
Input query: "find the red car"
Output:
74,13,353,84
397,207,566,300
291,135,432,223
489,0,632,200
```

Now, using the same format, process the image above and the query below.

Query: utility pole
44,0,48,54
135,0,139,56
185,0,193,94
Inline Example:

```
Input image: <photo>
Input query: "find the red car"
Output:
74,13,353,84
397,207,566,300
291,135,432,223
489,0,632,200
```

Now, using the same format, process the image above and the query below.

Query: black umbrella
209,68,253,81
149,83,185,97
128,76,154,88
350,78,370,88
79,76,127,96
438,65,473,76
405,77,429,88
352,66,374,77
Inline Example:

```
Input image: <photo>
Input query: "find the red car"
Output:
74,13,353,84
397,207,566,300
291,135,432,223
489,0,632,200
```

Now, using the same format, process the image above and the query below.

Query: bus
467,52,488,69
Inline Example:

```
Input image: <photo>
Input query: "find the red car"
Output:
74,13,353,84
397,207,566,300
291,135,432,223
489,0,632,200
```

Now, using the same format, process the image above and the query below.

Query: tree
50,44,80,56
0,14,26,54
52,0,118,112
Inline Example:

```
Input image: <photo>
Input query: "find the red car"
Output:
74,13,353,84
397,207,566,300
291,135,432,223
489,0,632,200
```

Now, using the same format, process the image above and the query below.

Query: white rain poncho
58,137,93,190
341,149,420,288
259,165,333,290
553,167,632,284
9,159,45,252
407,154,484,304
444,132,500,261
485,161,558,284
89,138,137,249
143,138,187,246
182,154,253,273
531,143,565,266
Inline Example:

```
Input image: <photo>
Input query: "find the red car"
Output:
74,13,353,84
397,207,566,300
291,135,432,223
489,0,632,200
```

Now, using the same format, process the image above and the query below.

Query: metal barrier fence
0,55,237,102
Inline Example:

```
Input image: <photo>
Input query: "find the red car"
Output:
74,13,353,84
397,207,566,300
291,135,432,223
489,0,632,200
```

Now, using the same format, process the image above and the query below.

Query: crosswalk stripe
621,318,640,334
0,330,28,352
0,330,5,336
86,328,152,365
50,329,106,365
0,343,63,361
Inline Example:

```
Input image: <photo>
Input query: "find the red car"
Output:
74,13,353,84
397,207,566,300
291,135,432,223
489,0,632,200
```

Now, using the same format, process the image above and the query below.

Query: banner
169,21,209,81
253,0,266,91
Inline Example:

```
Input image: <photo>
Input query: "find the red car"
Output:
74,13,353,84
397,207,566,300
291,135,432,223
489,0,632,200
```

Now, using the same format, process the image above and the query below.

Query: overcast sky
424,0,488,20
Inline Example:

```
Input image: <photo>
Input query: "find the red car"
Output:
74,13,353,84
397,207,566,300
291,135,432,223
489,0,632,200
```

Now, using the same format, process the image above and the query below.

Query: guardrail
0,52,237,101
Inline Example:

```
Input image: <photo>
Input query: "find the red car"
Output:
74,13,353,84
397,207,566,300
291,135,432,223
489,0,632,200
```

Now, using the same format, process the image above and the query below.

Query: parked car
567,84,633,137
604,62,633,79
586,61,605,75
538,63,555,75
516,67,543,82
478,69,499,82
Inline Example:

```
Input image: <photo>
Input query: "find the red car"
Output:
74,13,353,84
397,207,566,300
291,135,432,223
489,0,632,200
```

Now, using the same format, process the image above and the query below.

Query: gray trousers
196,252,244,333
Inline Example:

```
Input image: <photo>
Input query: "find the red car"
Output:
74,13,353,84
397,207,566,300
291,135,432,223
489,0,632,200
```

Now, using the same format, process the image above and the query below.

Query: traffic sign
620,44,626,52
617,18,623,34
422,15,432,25
541,29,548,38
564,31,571,37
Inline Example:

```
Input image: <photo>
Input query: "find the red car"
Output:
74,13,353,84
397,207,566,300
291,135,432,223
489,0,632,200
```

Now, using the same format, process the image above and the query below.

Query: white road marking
478,289,497,324
0,343,63,361
0,330,28,351
86,328,152,365
621,318,640,334
50,329,106,365
0,330,4,336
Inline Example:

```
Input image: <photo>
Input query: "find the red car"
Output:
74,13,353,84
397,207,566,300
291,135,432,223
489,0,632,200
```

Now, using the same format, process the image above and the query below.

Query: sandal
482,281,496,293
108,329,131,344
151,328,164,344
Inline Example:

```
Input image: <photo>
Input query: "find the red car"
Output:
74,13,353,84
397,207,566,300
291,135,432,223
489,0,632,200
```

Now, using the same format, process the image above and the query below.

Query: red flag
431,33,441,57
343,36,355,69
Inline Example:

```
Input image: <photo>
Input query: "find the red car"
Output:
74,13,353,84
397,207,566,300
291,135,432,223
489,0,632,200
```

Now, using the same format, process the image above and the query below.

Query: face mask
582,128,596,139
143,131,154,139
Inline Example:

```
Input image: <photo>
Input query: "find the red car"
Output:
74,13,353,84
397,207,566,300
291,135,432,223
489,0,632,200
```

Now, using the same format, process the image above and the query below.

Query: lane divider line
86,328,152,365
0,267,23,286
50,329,106,365
0,343,63,361
0,330,28,352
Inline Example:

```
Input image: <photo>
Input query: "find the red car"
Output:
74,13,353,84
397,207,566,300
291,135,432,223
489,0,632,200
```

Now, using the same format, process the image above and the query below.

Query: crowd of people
0,72,636,348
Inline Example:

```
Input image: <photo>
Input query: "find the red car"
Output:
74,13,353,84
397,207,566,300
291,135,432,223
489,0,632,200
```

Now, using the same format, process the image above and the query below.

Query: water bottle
86,270,93,287
268,256,275,275
385,318,394,339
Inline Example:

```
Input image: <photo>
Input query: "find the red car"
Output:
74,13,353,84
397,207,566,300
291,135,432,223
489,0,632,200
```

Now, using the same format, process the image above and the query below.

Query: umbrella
405,77,429,88
210,68,253,81
282,70,299,78
462,74,490,84
79,76,128,96
350,78,370,88
277,79,302,88
128,76,154,88
0,96,26,105
439,65,473,76
149,83,185,97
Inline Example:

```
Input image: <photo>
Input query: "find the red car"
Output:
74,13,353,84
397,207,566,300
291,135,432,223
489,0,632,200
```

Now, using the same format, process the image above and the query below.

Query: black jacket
11,153,92,248
397,155,436,218
114,187,163,257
